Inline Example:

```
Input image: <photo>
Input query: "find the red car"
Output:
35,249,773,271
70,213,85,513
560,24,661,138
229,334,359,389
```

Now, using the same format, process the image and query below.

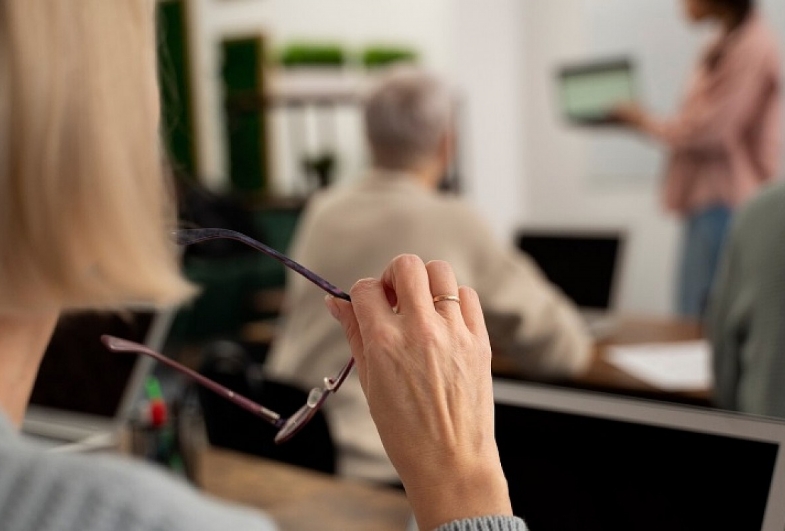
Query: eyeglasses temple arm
327,357,355,392
101,335,282,427
174,228,351,301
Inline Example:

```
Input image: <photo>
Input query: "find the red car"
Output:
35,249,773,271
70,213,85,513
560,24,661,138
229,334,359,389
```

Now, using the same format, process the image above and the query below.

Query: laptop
493,380,785,530
557,57,636,125
22,306,176,452
515,229,625,338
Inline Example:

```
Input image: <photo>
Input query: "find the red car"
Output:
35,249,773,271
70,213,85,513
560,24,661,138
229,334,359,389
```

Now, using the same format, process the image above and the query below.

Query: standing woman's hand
326,255,513,531
610,102,650,130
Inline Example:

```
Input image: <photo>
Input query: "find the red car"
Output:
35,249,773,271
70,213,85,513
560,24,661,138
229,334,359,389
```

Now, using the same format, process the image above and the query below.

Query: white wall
520,0,785,316
187,0,454,189
519,0,684,316
185,0,527,241
452,0,528,241
185,0,785,315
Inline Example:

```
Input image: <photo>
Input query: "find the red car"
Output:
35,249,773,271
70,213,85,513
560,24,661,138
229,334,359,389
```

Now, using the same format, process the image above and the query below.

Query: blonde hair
0,0,195,314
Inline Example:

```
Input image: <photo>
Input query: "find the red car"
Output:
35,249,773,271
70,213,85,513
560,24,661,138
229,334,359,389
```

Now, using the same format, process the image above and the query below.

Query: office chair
197,340,337,475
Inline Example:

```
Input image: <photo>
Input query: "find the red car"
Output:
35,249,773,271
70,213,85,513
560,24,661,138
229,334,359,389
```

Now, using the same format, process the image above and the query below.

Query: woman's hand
326,254,512,531
611,102,649,129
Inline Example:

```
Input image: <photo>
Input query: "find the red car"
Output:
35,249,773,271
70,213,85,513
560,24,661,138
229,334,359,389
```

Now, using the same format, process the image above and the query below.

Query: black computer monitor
23,307,175,445
494,380,785,531
515,230,623,310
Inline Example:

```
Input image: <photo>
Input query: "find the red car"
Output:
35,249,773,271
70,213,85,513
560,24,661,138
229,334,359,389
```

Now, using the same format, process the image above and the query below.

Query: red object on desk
149,399,167,428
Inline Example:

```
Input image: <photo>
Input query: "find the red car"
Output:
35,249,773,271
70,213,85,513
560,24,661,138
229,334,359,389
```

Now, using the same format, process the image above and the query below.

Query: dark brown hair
711,0,754,27
704,0,754,70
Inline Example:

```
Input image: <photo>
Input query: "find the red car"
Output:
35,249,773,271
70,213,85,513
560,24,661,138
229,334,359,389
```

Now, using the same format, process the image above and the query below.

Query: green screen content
560,66,634,121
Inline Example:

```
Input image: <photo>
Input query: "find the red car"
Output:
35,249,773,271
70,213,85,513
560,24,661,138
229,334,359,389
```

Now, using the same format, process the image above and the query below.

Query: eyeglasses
102,227,354,444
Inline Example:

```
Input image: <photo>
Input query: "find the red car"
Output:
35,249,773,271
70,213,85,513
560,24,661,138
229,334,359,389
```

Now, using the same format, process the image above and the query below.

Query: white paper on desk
605,340,712,391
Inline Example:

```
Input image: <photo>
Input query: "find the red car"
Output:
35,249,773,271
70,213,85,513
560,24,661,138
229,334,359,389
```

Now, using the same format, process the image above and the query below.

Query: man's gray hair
363,66,455,171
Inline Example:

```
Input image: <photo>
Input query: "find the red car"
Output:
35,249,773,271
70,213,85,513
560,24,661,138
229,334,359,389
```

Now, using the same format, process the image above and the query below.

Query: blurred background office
164,0,783,317
100,0,773,442
151,0,785,422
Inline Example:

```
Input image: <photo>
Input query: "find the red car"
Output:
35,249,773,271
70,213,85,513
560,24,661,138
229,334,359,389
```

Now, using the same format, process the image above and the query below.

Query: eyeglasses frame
103,227,354,444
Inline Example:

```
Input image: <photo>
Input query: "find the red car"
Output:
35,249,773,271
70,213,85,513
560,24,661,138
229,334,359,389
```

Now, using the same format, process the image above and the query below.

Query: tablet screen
559,59,635,123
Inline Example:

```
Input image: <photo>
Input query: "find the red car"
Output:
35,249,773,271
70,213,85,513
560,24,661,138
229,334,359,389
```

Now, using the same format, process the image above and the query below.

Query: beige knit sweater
265,170,592,484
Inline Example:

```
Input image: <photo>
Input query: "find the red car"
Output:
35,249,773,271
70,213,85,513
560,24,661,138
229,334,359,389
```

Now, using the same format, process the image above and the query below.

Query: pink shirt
642,13,782,216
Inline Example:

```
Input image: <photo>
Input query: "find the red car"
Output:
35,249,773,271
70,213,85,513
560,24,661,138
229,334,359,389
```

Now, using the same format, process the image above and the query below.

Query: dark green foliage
278,43,347,68
157,0,197,177
361,46,418,69
222,37,268,195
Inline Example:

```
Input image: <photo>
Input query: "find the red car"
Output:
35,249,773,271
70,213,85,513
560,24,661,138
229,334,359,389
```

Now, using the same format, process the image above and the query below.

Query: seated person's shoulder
431,195,489,227
301,183,364,219
736,181,785,228
0,441,273,531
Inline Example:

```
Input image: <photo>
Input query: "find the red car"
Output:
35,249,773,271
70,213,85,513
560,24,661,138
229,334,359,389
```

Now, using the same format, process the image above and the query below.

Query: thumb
325,295,366,371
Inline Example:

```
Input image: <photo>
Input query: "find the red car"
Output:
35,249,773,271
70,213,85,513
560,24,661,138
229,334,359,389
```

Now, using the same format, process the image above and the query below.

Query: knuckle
411,321,443,350
459,285,479,301
392,254,424,273
425,259,454,275
351,277,378,296
476,336,493,358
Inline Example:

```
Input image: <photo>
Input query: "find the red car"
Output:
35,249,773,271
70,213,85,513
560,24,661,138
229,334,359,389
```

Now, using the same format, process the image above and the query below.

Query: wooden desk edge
196,447,412,531
492,315,712,404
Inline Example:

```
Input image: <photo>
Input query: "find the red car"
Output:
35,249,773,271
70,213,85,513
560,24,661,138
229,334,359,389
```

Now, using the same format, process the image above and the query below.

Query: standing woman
615,0,781,317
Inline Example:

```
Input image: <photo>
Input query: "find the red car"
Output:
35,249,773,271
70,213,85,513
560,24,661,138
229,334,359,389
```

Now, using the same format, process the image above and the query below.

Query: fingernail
325,295,340,320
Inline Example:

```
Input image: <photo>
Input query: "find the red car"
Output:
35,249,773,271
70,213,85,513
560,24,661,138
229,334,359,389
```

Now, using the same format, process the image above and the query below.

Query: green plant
361,46,417,69
278,43,347,68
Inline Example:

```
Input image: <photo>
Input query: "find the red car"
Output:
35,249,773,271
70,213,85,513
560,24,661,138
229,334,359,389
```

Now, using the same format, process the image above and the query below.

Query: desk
492,315,710,405
196,447,411,531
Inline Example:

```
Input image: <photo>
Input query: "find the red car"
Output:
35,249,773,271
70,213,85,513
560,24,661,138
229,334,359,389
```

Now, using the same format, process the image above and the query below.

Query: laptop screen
29,310,157,419
516,231,622,310
558,58,636,124
494,380,785,531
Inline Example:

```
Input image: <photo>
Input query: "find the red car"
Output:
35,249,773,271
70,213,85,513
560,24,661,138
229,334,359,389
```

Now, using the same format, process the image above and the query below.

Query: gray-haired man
265,67,591,484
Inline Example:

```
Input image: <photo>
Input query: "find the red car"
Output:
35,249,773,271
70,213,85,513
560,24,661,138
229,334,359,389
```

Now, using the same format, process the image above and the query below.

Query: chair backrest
197,340,336,475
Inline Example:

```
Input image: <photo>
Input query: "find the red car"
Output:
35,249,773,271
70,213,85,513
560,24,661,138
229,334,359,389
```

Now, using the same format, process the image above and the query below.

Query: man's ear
438,130,456,168
434,130,458,193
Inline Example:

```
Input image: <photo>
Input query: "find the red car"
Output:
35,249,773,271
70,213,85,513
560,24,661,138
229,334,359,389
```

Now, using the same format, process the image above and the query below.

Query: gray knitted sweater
0,414,525,531
708,181,785,417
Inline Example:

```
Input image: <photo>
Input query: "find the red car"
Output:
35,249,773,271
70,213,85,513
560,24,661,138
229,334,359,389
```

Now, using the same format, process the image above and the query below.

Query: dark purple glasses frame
102,227,354,444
